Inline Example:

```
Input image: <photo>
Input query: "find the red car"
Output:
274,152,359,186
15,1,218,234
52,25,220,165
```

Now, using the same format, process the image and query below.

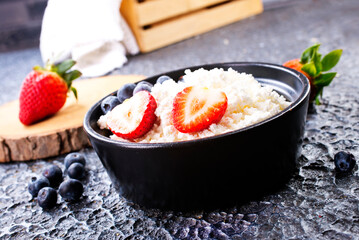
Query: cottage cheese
98,68,291,143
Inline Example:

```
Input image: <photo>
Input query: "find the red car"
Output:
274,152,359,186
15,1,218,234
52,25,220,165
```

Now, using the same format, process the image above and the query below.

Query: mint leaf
301,62,317,77
321,49,342,72
301,44,320,64
313,72,337,87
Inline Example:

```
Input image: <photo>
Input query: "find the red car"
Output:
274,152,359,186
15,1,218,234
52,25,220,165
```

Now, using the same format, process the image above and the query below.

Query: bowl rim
83,62,310,149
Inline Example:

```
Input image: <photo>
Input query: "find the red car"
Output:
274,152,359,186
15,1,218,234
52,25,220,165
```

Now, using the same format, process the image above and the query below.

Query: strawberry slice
172,86,228,133
106,91,157,140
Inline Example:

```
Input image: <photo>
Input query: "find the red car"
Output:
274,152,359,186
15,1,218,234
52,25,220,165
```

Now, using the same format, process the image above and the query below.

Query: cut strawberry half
106,91,157,140
172,86,228,133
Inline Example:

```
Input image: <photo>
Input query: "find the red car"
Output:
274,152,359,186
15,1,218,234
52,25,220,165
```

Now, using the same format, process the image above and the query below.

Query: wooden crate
120,0,263,52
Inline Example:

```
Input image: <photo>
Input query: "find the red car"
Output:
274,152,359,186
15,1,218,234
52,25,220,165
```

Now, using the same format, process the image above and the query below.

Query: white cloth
40,0,139,77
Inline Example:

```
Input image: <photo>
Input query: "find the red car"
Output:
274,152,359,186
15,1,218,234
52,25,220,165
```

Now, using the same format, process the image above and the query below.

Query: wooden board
0,75,145,163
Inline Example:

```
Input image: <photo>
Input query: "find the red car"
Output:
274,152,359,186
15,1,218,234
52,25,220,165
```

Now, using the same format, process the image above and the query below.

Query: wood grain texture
121,0,263,52
0,74,145,163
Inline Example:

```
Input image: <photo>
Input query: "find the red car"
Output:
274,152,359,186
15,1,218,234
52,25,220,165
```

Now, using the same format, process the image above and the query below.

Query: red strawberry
172,86,228,133
19,60,81,125
283,44,342,105
106,91,157,140
283,59,311,79
283,58,318,101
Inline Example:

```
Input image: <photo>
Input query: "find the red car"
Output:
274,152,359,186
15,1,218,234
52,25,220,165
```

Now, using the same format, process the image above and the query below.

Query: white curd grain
97,68,291,143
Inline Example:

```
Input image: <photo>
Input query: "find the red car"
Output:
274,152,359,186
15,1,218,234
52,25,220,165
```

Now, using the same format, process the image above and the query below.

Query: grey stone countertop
1,0,359,239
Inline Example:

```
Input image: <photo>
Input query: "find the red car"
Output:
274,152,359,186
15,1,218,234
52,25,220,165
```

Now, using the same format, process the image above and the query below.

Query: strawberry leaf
33,65,45,71
300,44,320,64
313,87,325,105
313,72,337,87
301,62,317,77
56,59,76,75
315,93,322,105
63,70,82,84
321,49,342,72
312,51,322,76
71,86,78,100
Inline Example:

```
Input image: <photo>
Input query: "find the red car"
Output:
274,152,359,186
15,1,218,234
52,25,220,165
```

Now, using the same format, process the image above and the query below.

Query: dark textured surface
1,0,359,239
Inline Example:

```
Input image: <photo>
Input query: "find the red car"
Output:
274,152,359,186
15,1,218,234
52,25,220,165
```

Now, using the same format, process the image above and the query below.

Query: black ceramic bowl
84,62,310,210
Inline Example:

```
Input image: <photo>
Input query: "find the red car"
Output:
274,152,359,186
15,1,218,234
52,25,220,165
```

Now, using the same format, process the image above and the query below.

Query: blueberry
59,179,84,202
28,177,50,198
334,151,356,173
117,83,136,103
67,162,85,179
37,187,57,209
156,75,171,84
101,96,120,114
42,165,63,187
133,81,153,95
64,152,86,169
